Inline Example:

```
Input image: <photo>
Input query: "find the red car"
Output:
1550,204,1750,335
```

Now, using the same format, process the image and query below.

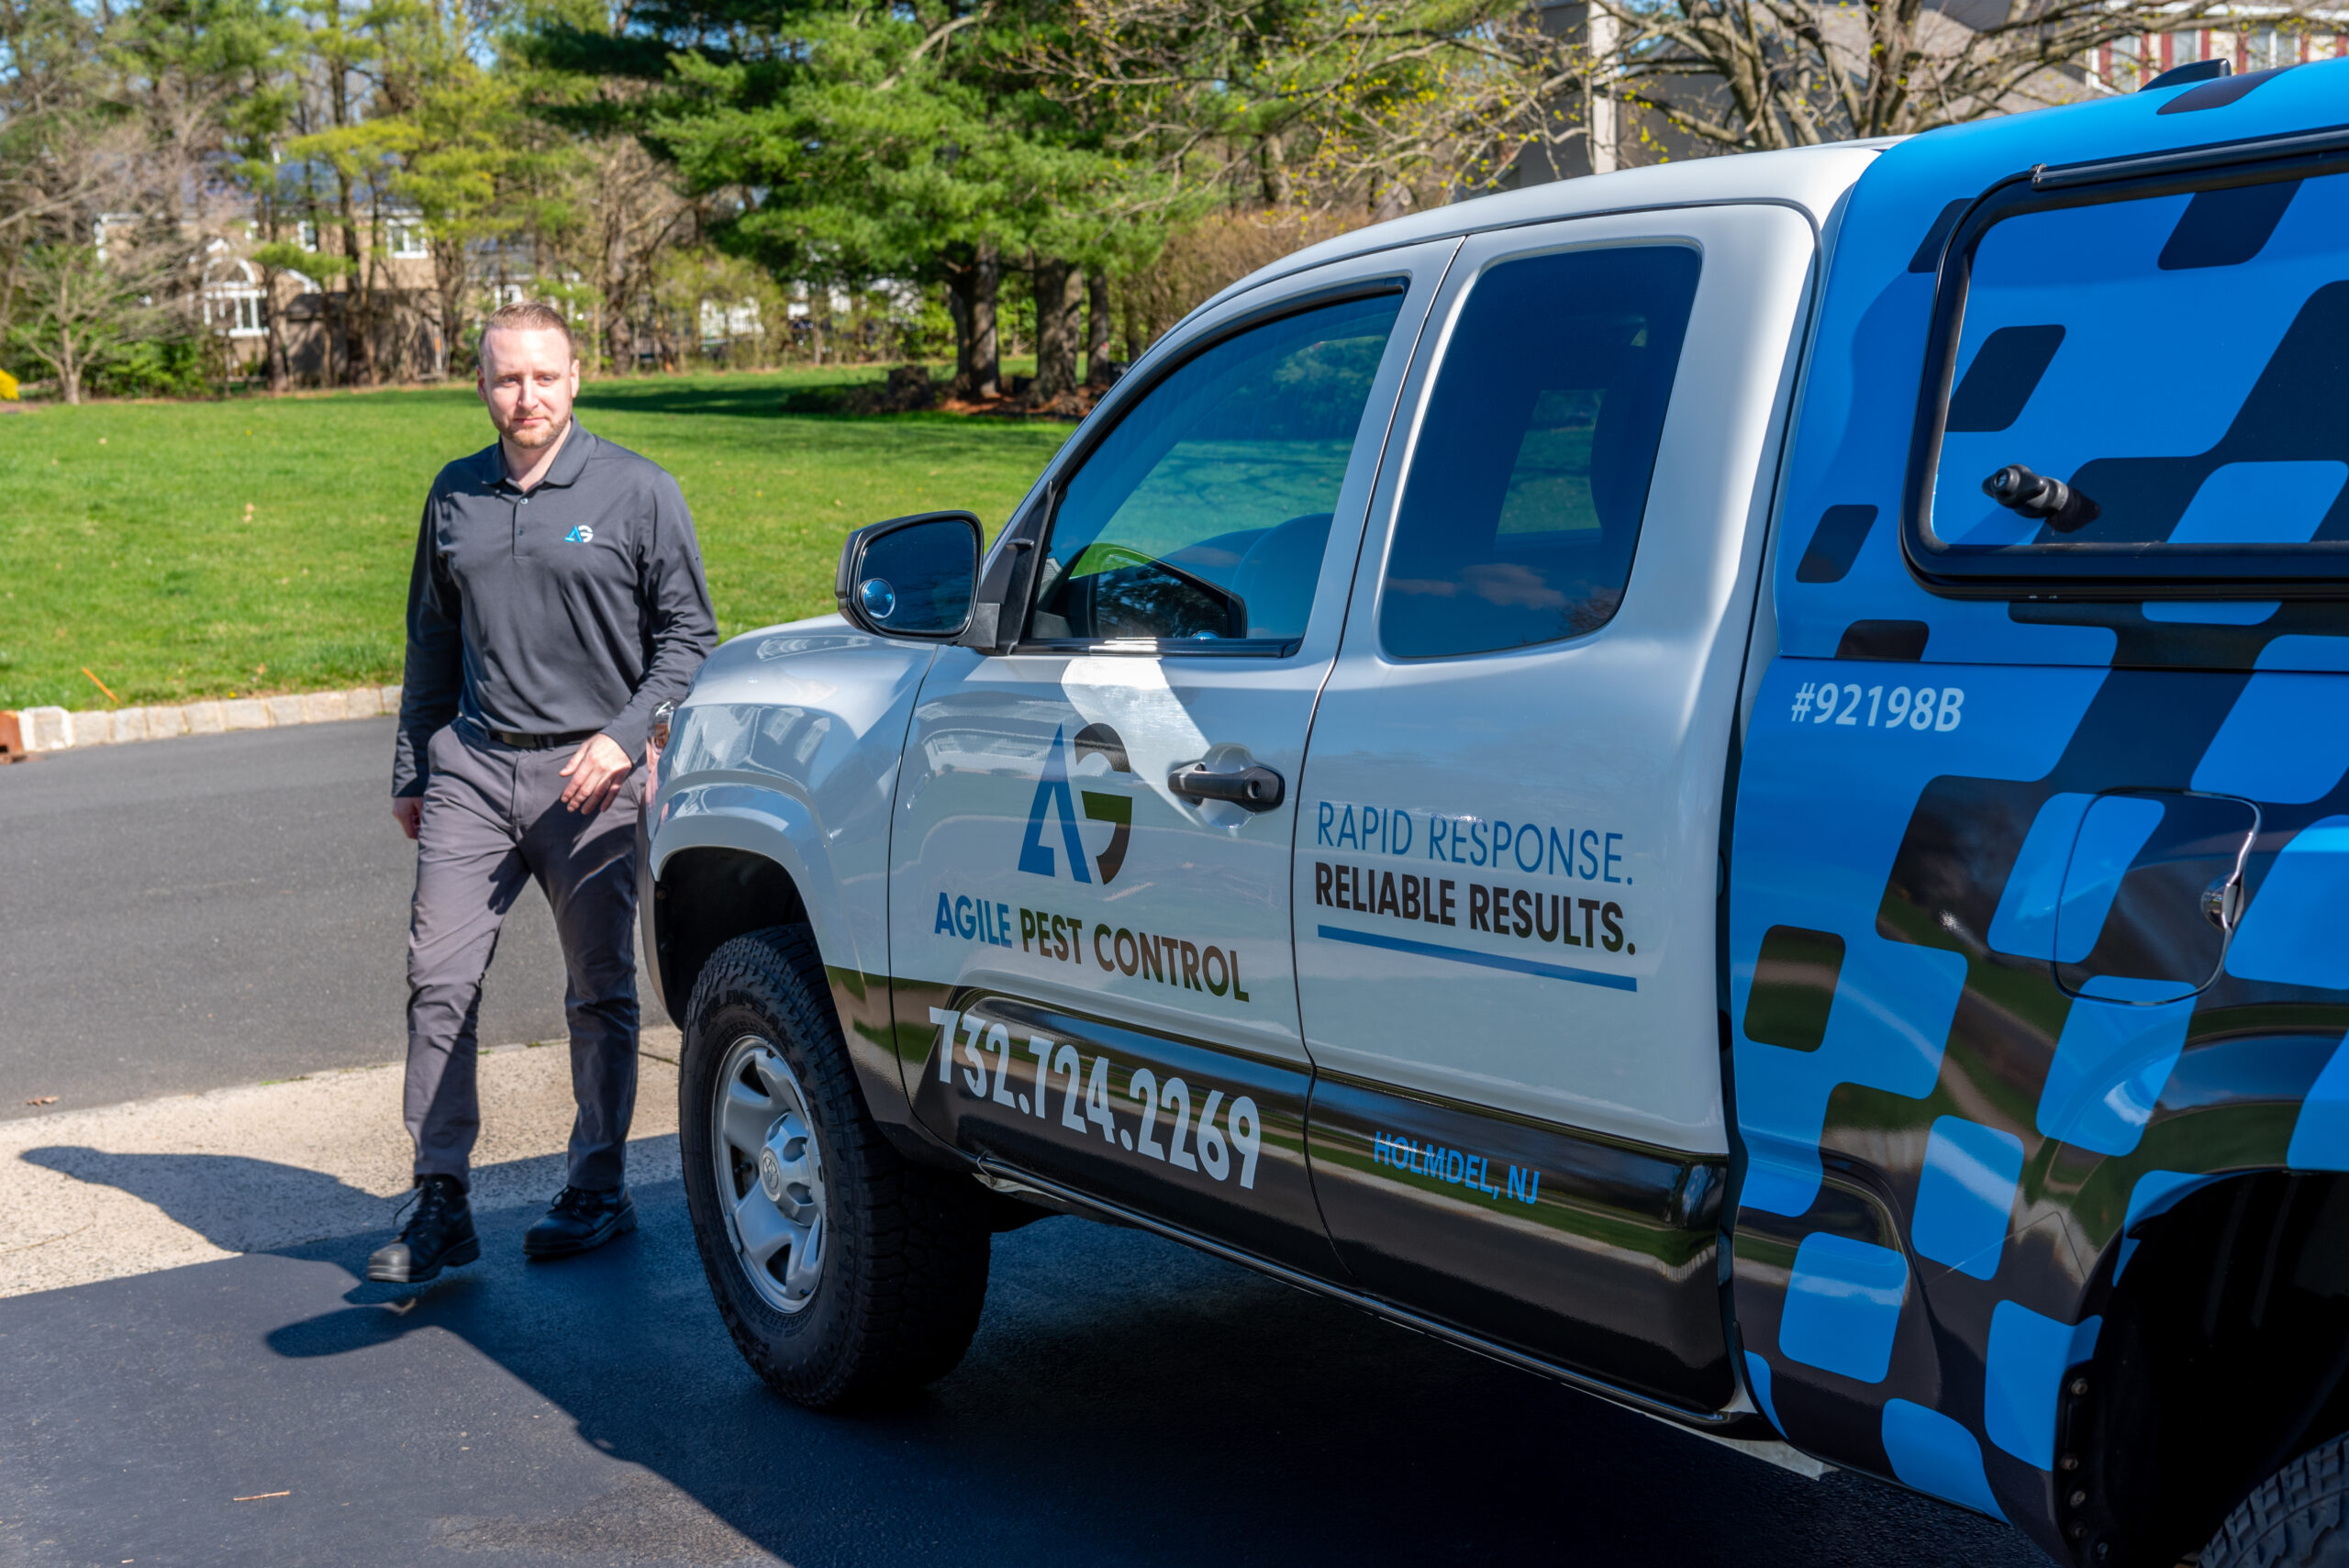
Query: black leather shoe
523,1185,637,1260
366,1175,480,1284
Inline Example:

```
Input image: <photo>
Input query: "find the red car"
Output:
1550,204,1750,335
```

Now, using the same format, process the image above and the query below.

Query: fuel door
1998,789,2260,1003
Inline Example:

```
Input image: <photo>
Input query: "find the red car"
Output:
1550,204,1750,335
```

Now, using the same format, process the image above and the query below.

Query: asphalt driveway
0,721,2051,1568
0,717,604,1118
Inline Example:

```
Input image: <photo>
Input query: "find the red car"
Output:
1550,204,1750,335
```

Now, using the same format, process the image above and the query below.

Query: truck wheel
2201,1430,2349,1568
679,924,990,1409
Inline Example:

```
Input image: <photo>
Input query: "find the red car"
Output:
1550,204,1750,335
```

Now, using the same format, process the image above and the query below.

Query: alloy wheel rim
712,1034,828,1314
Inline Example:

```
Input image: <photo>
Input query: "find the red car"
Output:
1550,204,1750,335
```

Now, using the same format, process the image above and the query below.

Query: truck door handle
1168,762,1285,812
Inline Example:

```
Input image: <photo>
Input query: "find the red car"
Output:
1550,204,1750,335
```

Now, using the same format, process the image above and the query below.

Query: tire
679,924,990,1409
2202,1431,2349,1568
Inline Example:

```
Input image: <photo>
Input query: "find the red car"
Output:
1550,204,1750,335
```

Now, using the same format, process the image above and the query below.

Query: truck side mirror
835,511,983,639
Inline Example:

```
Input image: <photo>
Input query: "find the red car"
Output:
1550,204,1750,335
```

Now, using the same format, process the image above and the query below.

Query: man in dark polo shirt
368,300,717,1284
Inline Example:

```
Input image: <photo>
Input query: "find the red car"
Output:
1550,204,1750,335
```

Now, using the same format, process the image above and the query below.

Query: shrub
91,332,224,399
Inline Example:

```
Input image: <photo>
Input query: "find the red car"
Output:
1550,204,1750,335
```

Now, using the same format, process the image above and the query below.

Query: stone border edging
6,686,403,753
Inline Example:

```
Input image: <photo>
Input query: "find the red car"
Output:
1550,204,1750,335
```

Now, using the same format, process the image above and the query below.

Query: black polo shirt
393,424,718,796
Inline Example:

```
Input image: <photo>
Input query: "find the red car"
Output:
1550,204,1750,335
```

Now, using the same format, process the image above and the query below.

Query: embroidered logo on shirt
564,525,595,544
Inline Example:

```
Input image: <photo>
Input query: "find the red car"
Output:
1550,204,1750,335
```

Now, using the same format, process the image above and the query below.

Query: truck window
1913,157,2349,591
1377,246,1700,660
1025,290,1404,651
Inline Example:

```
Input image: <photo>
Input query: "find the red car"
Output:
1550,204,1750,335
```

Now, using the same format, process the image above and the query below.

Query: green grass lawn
0,366,1071,711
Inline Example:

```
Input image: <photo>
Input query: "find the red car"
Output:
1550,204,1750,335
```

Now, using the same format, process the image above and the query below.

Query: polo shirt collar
486,421,596,493
538,423,596,489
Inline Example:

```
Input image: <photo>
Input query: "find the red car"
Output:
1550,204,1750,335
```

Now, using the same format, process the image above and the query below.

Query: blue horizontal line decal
1316,925,1638,993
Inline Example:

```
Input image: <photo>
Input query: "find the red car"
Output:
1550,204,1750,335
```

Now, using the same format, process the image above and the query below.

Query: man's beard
504,412,571,450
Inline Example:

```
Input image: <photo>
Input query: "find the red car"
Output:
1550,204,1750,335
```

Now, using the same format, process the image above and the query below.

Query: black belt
467,720,600,751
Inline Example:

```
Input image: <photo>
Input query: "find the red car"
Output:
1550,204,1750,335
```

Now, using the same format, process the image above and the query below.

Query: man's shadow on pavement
15,1142,2042,1568
19,1141,574,1258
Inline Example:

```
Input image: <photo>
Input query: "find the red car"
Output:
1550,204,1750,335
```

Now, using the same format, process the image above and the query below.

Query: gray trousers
406,721,644,1193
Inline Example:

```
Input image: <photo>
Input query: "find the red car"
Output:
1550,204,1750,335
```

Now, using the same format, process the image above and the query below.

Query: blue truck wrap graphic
1733,55,2349,1561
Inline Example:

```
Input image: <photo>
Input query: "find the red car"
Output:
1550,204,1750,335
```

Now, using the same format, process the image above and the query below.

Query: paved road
0,723,2053,1568
1,1173,2047,1568
0,719,605,1119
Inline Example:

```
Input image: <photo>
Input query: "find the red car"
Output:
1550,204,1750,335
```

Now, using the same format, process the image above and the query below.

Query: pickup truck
641,58,2349,1568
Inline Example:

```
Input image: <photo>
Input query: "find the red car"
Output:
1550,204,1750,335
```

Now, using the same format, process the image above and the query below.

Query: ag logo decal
1019,724,1131,884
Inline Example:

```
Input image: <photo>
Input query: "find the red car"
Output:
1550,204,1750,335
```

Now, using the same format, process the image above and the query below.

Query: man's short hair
481,300,575,360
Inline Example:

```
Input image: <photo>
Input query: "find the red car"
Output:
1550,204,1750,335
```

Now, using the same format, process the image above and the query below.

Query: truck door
891,243,1453,1274
1293,206,1820,1411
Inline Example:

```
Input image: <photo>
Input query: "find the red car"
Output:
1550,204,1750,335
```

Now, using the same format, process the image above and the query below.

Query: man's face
476,327,579,450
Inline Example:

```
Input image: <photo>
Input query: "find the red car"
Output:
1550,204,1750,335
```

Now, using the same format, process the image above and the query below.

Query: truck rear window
1909,148,2349,595
1379,245,1700,658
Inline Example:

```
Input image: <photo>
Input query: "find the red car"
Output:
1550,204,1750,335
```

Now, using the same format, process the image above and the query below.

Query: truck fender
648,781,913,1138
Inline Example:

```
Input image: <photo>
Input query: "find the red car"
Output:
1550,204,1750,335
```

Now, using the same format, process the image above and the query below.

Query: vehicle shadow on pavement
12,1151,2050,1568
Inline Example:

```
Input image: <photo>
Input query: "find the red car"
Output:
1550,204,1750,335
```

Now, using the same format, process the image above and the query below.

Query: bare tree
1500,0,2329,163
1032,0,1547,217
1112,206,1363,345
1041,0,2332,225
0,0,141,346
6,228,174,401
539,134,697,374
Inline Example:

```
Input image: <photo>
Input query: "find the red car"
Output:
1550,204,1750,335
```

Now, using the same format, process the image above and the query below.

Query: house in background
1501,2,2349,188
184,206,442,386
2090,19,2349,87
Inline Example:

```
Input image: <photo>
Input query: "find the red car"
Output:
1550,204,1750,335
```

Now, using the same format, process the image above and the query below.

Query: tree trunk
261,271,289,394
606,308,630,376
302,196,339,388
1122,289,1147,365
976,271,996,389
1258,134,1291,206
950,243,1002,399
944,272,969,381
601,190,638,376
328,37,375,389
333,180,373,384
433,240,465,381
1085,270,1115,387
1032,257,1082,405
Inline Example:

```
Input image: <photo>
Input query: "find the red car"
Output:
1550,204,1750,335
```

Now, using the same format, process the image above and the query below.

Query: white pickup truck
645,56,2349,1568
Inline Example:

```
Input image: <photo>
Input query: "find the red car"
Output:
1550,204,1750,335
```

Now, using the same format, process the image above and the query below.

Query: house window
2167,28,2202,64
297,220,318,251
2096,34,2148,90
385,217,428,258
204,288,266,338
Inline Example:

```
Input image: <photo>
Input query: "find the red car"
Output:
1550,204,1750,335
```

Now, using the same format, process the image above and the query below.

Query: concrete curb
4,685,402,754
